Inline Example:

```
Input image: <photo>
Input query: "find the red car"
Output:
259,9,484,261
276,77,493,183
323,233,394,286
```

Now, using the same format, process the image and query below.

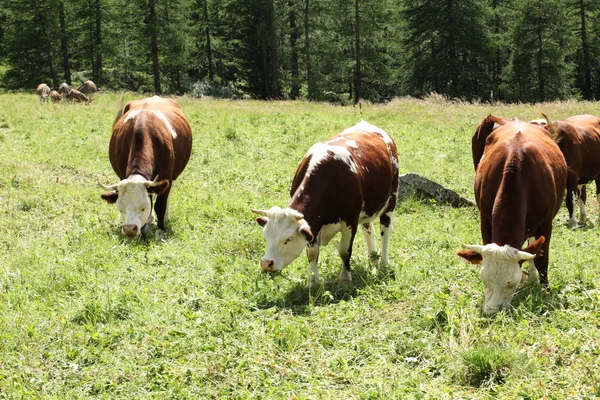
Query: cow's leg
566,187,578,229
338,224,356,282
578,184,587,224
306,244,320,286
361,222,377,262
379,188,397,267
535,225,552,287
379,211,394,267
595,177,600,221
154,185,172,240
164,180,174,222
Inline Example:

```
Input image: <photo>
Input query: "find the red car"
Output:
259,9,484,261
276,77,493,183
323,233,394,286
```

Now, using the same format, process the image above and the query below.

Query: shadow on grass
253,262,396,315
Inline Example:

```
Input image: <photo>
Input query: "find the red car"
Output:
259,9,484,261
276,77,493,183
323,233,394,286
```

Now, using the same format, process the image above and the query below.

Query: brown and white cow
50,90,62,103
252,121,399,284
98,96,193,238
78,80,97,96
68,88,93,103
541,114,600,229
457,115,567,315
36,83,51,103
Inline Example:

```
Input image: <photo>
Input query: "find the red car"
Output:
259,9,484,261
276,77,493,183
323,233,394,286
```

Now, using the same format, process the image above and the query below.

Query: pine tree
2,0,61,88
402,0,492,100
501,0,574,102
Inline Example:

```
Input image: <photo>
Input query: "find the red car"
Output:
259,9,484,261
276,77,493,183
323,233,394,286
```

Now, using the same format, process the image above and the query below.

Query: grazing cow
78,80,97,96
457,116,567,314
68,89,93,103
50,90,62,103
542,114,600,229
36,84,51,103
98,96,193,238
58,83,70,103
58,83,70,95
252,120,399,284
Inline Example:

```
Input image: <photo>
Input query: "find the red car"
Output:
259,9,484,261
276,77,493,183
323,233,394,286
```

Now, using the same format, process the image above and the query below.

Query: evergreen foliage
0,0,599,102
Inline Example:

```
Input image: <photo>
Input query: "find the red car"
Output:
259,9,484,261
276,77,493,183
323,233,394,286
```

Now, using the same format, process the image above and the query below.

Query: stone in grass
397,173,475,208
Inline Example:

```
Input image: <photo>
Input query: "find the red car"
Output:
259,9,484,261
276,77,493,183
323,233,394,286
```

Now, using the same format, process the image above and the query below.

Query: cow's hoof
155,229,165,242
306,275,320,287
339,269,352,282
568,218,578,229
141,224,151,237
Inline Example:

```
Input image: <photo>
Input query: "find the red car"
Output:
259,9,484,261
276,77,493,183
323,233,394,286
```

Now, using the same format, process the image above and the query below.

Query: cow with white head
99,96,192,238
99,175,169,237
458,116,567,315
253,121,399,284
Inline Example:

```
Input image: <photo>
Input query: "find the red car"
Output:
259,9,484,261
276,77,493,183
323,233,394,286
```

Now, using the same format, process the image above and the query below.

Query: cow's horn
146,176,160,187
516,250,536,261
98,181,118,191
251,209,269,216
462,244,485,254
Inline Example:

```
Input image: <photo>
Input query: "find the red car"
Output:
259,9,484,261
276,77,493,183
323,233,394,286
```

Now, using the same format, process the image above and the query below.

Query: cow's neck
126,130,155,180
288,179,326,238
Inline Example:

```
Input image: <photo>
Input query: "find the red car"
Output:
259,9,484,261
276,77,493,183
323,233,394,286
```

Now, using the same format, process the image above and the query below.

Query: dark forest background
0,0,599,103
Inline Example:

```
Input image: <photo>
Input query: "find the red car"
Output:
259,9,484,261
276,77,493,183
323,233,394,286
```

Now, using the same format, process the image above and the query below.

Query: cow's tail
113,95,126,126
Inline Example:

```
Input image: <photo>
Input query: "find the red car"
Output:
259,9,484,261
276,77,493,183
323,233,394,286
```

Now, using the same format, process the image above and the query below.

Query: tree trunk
95,0,102,84
579,0,592,99
268,0,280,98
491,0,501,99
289,0,300,99
446,0,458,97
262,34,268,98
304,0,315,99
536,7,544,102
203,0,214,80
149,0,161,94
59,2,71,85
353,0,361,104
38,5,58,86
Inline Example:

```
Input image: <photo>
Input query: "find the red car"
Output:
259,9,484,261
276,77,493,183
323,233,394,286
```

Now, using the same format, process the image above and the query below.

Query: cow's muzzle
122,224,140,238
261,259,275,271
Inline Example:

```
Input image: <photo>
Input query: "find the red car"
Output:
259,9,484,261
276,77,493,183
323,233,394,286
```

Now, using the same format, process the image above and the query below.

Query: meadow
1,92,600,399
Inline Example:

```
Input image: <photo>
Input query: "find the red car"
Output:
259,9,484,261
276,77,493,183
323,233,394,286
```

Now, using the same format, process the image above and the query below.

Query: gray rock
398,173,476,208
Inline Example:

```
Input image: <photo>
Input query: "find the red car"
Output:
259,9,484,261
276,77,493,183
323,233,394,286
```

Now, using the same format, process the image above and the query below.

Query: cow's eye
283,237,293,245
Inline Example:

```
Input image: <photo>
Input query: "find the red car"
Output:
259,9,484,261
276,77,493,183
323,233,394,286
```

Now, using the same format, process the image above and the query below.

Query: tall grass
1,93,600,398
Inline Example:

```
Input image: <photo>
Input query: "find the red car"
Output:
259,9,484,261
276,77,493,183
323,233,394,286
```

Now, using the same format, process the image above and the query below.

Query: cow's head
252,206,314,272
99,175,169,238
456,237,545,315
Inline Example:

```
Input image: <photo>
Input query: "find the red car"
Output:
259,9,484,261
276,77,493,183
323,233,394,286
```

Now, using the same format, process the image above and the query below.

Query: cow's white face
99,175,158,238
462,243,535,315
115,180,153,237
252,207,313,272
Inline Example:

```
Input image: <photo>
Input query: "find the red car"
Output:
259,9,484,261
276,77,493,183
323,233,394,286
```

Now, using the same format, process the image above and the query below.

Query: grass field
1,92,600,398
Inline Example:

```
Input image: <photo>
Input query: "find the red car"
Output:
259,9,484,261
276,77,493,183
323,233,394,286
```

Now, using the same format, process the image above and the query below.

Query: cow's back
290,122,398,224
475,122,566,247
557,115,600,183
110,96,192,181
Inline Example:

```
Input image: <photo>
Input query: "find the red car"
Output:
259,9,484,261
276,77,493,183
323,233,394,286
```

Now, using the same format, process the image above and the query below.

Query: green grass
1,93,600,398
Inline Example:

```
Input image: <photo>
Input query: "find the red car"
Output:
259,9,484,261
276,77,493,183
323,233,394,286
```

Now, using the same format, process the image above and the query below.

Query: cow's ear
523,236,545,257
299,225,314,243
456,250,483,264
256,217,268,227
147,179,170,196
101,192,118,204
